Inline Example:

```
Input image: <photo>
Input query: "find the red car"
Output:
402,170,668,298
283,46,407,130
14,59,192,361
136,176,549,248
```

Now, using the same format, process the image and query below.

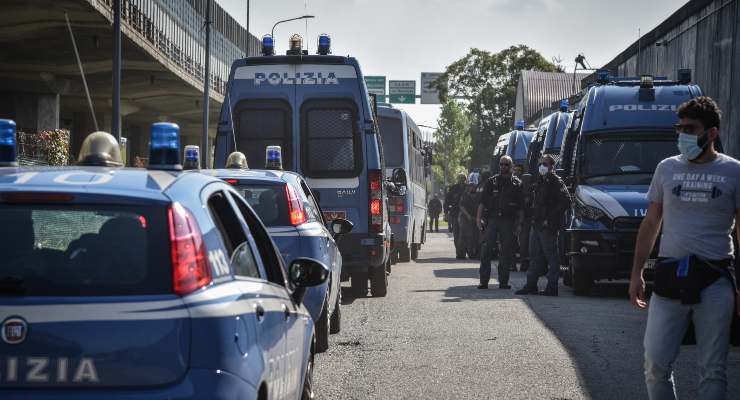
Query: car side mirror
331,218,353,236
391,168,407,186
289,258,330,304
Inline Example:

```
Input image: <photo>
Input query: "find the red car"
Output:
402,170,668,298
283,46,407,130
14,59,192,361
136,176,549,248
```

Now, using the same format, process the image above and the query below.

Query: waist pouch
653,256,728,305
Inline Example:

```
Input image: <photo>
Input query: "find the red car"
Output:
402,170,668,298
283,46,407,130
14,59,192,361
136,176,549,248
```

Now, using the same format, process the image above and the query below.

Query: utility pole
112,0,121,140
202,0,212,168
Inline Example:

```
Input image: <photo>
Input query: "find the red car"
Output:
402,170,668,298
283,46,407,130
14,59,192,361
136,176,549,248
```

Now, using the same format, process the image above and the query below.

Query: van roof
581,84,702,133
236,55,358,67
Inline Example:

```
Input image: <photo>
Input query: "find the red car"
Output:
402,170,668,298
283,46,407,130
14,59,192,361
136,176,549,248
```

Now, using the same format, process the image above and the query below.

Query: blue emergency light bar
515,120,525,130
0,119,18,167
559,99,569,112
183,145,200,170
265,145,283,170
317,34,331,55
596,69,610,83
148,122,182,170
262,34,274,56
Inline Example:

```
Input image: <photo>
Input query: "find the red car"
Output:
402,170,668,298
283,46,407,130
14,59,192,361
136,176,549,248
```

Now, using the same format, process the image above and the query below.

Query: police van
562,70,703,295
505,120,535,172
214,34,392,297
377,105,429,262
526,103,572,175
0,121,326,399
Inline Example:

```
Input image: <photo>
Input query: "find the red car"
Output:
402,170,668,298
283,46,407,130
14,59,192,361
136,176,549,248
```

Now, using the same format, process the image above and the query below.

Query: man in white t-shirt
629,96,740,399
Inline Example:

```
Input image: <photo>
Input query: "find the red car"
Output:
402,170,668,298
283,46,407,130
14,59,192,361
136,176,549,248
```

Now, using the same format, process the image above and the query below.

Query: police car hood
575,185,649,219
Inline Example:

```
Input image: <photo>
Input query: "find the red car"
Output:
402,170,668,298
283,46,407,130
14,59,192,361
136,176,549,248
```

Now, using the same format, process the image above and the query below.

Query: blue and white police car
0,120,325,399
201,148,353,354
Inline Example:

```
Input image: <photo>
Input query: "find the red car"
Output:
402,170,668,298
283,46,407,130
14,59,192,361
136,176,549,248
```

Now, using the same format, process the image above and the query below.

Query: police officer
428,195,443,233
457,179,480,259
514,164,532,272
445,174,467,255
516,155,571,296
476,156,524,289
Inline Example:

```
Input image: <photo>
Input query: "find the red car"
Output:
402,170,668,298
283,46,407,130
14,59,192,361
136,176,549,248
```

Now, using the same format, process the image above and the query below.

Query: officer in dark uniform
457,180,480,259
516,155,571,296
476,156,524,289
445,173,467,257
514,164,532,272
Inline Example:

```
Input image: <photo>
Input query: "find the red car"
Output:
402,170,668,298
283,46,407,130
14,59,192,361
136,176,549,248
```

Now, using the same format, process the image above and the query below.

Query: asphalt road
314,231,740,399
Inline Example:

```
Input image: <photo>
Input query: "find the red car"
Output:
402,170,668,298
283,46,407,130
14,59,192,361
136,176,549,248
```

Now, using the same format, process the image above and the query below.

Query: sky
217,0,688,128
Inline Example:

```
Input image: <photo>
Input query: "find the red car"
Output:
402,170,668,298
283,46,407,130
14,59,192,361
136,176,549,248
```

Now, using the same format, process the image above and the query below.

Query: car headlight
574,200,609,222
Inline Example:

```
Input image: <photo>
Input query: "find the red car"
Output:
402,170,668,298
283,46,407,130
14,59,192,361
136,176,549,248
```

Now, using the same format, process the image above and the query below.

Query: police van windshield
232,184,291,227
0,205,169,296
582,133,677,185
378,116,404,167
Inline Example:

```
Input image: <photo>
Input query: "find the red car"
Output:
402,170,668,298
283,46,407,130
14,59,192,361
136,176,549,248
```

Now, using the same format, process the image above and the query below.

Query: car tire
410,244,419,260
315,302,330,353
350,273,368,297
329,291,341,334
397,246,411,262
301,350,315,400
571,256,593,296
370,264,388,297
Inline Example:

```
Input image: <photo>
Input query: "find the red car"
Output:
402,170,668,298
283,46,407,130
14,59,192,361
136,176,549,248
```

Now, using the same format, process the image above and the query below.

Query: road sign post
389,80,416,104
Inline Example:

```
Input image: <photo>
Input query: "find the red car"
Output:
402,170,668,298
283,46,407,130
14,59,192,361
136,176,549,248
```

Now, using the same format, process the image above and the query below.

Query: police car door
228,191,309,400
204,187,291,397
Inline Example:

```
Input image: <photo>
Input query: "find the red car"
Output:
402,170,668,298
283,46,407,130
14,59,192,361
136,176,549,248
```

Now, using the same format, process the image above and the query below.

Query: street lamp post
271,15,315,44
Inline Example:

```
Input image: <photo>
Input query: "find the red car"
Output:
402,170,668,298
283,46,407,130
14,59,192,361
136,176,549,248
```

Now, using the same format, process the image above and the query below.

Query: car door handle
255,304,265,322
282,303,291,320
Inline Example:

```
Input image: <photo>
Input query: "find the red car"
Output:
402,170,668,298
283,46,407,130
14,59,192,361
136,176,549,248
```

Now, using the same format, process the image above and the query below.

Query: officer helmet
77,131,123,167
226,151,249,169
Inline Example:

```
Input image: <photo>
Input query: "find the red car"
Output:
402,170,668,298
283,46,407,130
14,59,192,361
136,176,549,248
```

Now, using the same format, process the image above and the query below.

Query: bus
377,105,429,261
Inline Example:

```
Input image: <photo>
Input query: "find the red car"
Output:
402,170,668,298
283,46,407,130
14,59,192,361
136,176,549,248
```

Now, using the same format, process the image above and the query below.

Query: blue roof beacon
0,119,18,167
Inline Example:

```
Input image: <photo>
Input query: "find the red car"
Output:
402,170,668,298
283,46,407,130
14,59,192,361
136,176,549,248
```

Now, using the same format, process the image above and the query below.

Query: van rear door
294,64,367,232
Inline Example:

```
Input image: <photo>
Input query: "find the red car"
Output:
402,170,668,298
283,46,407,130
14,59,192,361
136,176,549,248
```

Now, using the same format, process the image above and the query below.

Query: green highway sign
389,80,416,104
365,76,386,99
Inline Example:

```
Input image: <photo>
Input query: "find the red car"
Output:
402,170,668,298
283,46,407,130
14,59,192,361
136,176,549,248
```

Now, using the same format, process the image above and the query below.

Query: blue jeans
479,217,515,286
644,278,734,400
525,228,560,291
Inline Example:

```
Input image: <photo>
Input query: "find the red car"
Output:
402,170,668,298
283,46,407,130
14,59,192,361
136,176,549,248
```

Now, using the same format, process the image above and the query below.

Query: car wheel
370,264,388,297
571,256,593,296
315,302,329,353
301,350,315,400
397,246,411,262
350,273,368,297
410,244,419,260
330,290,341,334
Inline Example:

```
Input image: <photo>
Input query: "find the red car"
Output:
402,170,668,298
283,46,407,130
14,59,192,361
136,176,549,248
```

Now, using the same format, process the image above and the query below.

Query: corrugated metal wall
606,0,739,157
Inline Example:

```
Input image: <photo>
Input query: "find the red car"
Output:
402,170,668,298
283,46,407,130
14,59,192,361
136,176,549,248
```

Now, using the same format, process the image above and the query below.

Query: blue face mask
677,132,708,161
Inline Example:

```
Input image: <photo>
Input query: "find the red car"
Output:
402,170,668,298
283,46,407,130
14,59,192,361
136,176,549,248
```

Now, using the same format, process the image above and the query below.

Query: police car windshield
232,183,291,226
582,132,678,185
378,116,404,167
0,205,169,296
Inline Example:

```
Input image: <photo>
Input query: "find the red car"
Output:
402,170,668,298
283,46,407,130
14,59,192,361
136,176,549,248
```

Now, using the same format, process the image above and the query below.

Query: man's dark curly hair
677,96,722,130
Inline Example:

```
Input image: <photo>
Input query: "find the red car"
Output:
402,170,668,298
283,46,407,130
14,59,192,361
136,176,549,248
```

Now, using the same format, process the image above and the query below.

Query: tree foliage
433,99,471,187
435,45,557,168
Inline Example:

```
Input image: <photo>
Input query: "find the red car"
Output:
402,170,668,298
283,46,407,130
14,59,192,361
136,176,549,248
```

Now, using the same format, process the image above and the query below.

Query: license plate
323,211,346,221
644,259,657,269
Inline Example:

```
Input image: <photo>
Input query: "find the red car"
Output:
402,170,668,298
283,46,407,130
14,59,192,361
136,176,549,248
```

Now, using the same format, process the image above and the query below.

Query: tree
435,45,557,168
433,99,471,188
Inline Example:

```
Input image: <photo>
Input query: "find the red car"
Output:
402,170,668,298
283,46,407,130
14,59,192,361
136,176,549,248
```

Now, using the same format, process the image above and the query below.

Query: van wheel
397,246,411,262
370,265,388,297
410,244,419,260
350,273,368,297
571,256,593,296
329,291,341,334
315,302,329,353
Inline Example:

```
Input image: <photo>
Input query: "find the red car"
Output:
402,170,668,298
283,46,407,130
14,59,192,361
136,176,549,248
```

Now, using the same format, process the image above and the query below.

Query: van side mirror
331,218,353,237
392,168,407,186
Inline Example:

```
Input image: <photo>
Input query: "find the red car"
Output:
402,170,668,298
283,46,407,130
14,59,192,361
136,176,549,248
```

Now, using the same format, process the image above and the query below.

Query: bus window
378,116,404,167
234,100,293,170
301,99,361,178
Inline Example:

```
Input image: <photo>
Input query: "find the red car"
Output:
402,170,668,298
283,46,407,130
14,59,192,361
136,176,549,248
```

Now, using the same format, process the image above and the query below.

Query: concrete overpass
0,0,259,164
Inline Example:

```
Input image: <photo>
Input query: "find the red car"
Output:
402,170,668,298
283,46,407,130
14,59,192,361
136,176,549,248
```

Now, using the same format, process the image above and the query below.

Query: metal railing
94,0,260,97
